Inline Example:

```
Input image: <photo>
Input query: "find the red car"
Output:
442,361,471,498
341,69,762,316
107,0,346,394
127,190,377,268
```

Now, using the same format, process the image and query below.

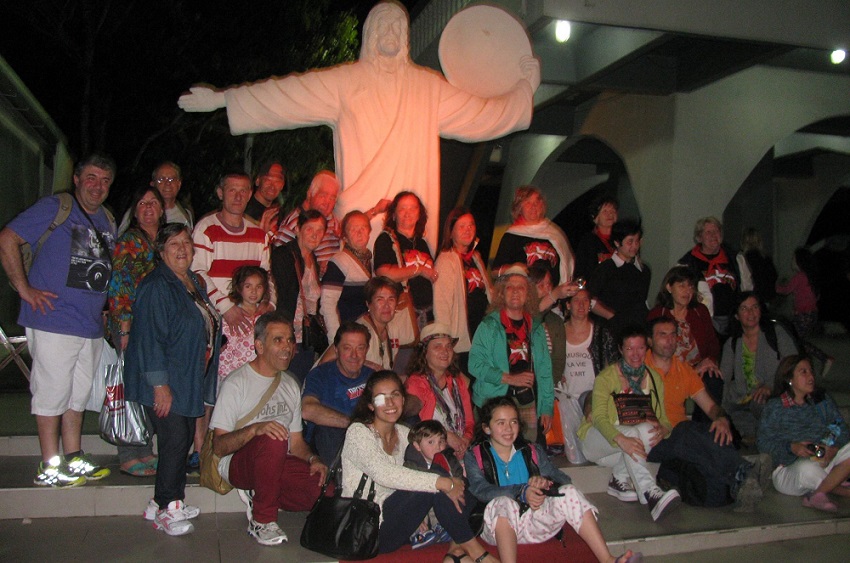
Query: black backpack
657,458,733,507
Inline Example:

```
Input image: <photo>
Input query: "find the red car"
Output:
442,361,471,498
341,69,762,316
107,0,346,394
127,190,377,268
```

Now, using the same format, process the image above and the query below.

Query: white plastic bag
86,339,117,412
98,351,150,446
555,381,587,464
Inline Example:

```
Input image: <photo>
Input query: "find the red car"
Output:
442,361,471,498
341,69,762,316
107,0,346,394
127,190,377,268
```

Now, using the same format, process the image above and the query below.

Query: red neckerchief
500,309,531,345
594,227,615,256
690,245,731,286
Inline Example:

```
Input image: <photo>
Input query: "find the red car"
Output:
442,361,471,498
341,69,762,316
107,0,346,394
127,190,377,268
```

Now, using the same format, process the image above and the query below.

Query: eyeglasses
155,177,180,184
137,200,161,208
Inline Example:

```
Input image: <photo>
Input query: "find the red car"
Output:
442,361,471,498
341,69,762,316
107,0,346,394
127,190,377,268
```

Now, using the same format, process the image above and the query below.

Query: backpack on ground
657,457,733,507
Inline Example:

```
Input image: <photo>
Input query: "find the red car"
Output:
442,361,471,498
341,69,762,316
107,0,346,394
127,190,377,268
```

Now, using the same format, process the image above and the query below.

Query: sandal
443,556,464,563
474,551,492,563
120,462,156,477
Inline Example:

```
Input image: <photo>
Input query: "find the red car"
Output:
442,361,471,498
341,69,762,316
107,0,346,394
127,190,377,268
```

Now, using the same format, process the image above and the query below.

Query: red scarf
689,245,735,289
594,227,615,257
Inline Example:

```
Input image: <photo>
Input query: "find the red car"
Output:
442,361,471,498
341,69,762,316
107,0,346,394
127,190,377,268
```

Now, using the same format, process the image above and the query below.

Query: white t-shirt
209,363,303,482
563,330,595,396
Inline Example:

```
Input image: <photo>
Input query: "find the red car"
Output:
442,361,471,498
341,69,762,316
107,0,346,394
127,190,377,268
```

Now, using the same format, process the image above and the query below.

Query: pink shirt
776,272,817,314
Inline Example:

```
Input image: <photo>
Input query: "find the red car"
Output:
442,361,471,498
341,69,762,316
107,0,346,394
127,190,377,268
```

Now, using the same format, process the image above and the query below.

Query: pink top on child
776,271,817,314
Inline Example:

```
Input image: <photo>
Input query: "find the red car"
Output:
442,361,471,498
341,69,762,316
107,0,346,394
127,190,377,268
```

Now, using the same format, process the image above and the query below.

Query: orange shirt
645,350,704,427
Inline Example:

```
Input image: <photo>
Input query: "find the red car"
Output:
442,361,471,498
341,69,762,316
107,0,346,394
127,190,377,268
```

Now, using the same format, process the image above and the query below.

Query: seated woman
405,322,475,458
577,325,680,522
341,371,497,562
433,208,492,375
465,397,641,563
558,289,618,464
757,355,850,512
469,265,553,443
720,292,798,441
648,265,721,419
320,210,374,340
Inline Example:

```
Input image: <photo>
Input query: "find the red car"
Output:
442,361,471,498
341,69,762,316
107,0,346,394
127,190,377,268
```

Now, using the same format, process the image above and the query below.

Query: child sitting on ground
403,420,464,549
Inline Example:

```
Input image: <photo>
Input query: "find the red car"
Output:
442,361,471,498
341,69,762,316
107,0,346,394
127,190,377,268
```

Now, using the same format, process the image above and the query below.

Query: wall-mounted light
831,49,846,64
555,20,571,43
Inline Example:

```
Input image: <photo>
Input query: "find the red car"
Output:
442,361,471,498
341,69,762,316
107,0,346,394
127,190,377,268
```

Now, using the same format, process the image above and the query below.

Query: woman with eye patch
341,370,498,562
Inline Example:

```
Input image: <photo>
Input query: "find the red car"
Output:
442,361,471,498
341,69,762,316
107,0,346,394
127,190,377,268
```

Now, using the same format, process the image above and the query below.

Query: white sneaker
143,498,200,521
238,489,254,522
248,519,288,546
154,501,197,536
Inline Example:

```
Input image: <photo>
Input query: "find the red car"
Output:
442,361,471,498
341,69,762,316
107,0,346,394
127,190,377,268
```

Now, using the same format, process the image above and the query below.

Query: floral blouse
107,228,157,323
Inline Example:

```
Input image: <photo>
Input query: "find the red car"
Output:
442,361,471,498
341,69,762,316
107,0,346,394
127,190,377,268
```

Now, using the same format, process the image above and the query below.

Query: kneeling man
210,311,327,546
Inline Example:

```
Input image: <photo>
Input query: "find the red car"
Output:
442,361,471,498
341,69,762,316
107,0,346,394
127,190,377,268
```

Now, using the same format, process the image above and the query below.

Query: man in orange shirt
645,317,766,510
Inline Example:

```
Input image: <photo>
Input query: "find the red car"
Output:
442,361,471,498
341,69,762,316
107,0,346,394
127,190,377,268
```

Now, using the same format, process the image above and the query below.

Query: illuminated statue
179,1,539,247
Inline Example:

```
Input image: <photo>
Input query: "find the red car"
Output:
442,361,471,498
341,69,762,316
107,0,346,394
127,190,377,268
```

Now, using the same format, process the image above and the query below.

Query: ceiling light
831,50,846,64
555,20,571,43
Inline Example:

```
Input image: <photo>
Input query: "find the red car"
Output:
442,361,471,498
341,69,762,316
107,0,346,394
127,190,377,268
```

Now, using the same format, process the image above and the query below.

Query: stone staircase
1,434,848,559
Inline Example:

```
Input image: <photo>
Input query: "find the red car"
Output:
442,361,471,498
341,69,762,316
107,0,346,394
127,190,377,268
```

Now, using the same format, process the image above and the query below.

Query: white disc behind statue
439,5,533,98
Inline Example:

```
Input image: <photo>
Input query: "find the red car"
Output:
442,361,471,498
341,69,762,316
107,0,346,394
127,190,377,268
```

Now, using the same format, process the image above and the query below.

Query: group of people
2,149,846,561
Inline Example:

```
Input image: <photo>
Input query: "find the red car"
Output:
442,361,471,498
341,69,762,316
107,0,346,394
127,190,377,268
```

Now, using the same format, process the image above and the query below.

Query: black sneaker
607,475,639,502
645,488,680,521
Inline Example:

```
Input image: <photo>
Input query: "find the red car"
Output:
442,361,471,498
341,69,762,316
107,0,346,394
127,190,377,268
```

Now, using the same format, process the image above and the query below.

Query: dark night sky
0,0,419,214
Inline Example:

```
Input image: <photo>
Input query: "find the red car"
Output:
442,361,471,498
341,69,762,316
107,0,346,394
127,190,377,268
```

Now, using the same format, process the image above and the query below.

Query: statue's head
361,1,410,63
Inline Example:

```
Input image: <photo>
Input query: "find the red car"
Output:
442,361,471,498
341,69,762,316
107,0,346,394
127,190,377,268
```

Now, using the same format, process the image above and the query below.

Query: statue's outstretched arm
178,85,226,112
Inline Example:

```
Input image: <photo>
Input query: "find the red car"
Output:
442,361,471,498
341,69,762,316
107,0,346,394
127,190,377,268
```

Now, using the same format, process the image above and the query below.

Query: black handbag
300,454,380,560
302,313,329,354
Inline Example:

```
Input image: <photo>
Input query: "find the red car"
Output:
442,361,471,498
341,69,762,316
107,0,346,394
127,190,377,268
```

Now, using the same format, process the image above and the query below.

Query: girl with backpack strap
465,397,641,563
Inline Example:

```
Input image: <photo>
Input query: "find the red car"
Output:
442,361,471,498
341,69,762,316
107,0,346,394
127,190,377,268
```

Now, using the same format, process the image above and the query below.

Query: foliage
0,0,360,218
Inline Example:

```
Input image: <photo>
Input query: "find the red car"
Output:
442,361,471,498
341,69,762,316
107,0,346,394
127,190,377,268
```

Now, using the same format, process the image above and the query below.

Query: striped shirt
192,212,273,314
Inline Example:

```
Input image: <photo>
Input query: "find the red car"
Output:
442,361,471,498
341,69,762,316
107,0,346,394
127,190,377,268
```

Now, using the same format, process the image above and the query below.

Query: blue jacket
757,393,849,467
464,439,571,505
468,310,554,416
125,262,222,417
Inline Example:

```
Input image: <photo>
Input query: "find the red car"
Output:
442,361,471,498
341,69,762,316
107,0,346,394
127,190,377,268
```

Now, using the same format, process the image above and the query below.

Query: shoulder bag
300,449,381,560
200,373,280,495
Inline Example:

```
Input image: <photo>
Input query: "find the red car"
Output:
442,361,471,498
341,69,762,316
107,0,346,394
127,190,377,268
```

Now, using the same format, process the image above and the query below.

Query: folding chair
0,324,30,381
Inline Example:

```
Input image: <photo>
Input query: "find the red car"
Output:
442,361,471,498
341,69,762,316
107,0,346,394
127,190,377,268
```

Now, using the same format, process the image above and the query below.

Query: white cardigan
433,249,492,353
341,423,439,522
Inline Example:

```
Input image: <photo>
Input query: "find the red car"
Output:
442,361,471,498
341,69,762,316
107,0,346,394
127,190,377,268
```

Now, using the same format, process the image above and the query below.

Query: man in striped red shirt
192,172,275,335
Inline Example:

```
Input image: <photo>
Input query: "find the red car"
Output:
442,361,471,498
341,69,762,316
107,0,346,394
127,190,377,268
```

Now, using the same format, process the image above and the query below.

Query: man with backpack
0,154,117,488
645,316,768,511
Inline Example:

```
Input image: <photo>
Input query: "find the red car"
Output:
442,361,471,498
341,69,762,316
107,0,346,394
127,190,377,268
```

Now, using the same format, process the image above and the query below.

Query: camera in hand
806,443,826,458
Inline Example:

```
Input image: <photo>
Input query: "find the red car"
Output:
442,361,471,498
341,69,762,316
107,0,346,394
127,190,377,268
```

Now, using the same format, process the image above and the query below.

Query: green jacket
577,362,672,446
469,310,554,416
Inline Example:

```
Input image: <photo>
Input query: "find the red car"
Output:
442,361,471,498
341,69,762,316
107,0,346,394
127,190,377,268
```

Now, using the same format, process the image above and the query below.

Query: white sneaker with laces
143,498,199,521
248,519,288,546
154,501,197,536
